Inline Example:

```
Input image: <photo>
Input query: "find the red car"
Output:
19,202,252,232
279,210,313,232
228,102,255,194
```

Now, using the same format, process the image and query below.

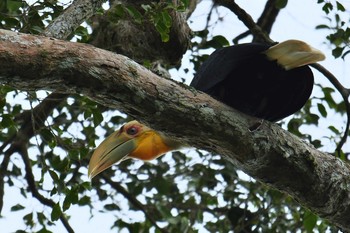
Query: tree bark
0,29,350,231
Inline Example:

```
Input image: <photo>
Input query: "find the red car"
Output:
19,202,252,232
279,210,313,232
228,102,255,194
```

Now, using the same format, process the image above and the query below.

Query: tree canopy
0,0,350,232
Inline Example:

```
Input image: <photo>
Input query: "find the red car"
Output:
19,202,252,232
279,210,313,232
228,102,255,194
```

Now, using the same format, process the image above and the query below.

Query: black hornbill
88,40,325,178
190,40,325,121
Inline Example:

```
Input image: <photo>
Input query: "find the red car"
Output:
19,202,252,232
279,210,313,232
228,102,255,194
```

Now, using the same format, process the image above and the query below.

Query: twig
19,143,74,233
0,152,11,213
233,0,281,43
101,174,170,233
311,63,350,155
215,0,274,44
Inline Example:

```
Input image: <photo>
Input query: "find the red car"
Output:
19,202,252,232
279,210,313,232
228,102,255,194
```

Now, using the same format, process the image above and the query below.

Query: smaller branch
233,0,280,44
19,144,74,233
232,31,250,44
101,174,169,233
311,63,350,154
215,0,274,44
0,152,11,213
44,0,105,39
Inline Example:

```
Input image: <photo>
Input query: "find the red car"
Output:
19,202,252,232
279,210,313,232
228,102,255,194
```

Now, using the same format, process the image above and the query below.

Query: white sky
1,0,350,232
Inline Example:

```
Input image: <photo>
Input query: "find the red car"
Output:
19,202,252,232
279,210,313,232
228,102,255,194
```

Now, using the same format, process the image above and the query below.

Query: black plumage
190,42,320,122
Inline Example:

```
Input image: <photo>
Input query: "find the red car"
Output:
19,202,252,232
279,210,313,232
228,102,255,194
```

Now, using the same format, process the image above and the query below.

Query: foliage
0,0,349,233
316,0,350,58
109,0,189,42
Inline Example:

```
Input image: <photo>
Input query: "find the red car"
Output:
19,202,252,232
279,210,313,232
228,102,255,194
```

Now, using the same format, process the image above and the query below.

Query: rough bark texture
45,0,105,39
1,29,350,231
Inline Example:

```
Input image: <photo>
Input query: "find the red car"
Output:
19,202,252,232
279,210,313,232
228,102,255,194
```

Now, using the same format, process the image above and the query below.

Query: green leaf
50,187,57,196
303,211,317,232
37,212,47,225
104,203,120,211
80,181,92,191
336,1,345,11
7,0,22,12
275,0,288,9
1,114,15,128
63,187,79,211
49,170,59,183
311,139,322,148
40,128,55,144
112,4,125,17
51,203,62,221
315,24,330,30
180,0,189,8
78,196,91,206
68,149,79,161
160,31,170,42
10,204,25,211
161,11,172,28
328,125,340,134
141,4,152,12
37,228,53,233
322,2,333,14
92,108,103,126
204,35,229,49
332,47,344,58
125,6,143,24
4,17,20,28
23,212,34,227
317,103,327,117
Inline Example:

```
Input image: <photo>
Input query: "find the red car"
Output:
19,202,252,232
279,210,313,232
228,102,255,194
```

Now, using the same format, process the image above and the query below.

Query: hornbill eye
126,126,138,135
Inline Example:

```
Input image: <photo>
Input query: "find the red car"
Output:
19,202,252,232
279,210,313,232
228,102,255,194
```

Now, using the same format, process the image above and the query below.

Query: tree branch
311,63,350,155
0,30,350,230
232,0,281,43
19,140,74,233
44,0,105,40
101,174,169,233
0,0,105,228
215,0,274,44
0,152,10,213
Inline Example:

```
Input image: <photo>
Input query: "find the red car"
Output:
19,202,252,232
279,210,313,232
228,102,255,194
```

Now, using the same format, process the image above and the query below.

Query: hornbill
88,40,325,178
191,40,325,121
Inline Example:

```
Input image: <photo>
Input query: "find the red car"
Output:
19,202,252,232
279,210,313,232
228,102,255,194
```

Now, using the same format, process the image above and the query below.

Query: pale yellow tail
264,40,325,70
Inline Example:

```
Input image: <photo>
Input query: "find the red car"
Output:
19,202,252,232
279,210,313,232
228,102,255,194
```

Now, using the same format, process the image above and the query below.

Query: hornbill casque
88,40,325,178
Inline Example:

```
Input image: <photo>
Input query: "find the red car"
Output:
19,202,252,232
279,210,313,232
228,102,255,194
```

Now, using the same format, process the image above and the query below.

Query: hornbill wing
190,43,270,93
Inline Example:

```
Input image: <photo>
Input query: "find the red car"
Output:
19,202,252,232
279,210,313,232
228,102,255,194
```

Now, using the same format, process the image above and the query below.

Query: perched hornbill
190,40,325,121
88,40,325,178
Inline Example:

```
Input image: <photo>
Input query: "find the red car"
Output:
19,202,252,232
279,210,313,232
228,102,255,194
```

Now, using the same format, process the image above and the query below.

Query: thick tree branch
0,30,350,230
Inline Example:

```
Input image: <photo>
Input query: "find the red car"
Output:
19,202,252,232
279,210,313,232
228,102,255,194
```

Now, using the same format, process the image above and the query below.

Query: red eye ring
126,126,138,135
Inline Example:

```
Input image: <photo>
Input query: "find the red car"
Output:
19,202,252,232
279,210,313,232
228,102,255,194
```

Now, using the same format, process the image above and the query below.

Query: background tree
0,0,349,232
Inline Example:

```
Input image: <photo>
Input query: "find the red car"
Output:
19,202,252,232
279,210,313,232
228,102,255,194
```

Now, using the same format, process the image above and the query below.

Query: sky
1,0,350,232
